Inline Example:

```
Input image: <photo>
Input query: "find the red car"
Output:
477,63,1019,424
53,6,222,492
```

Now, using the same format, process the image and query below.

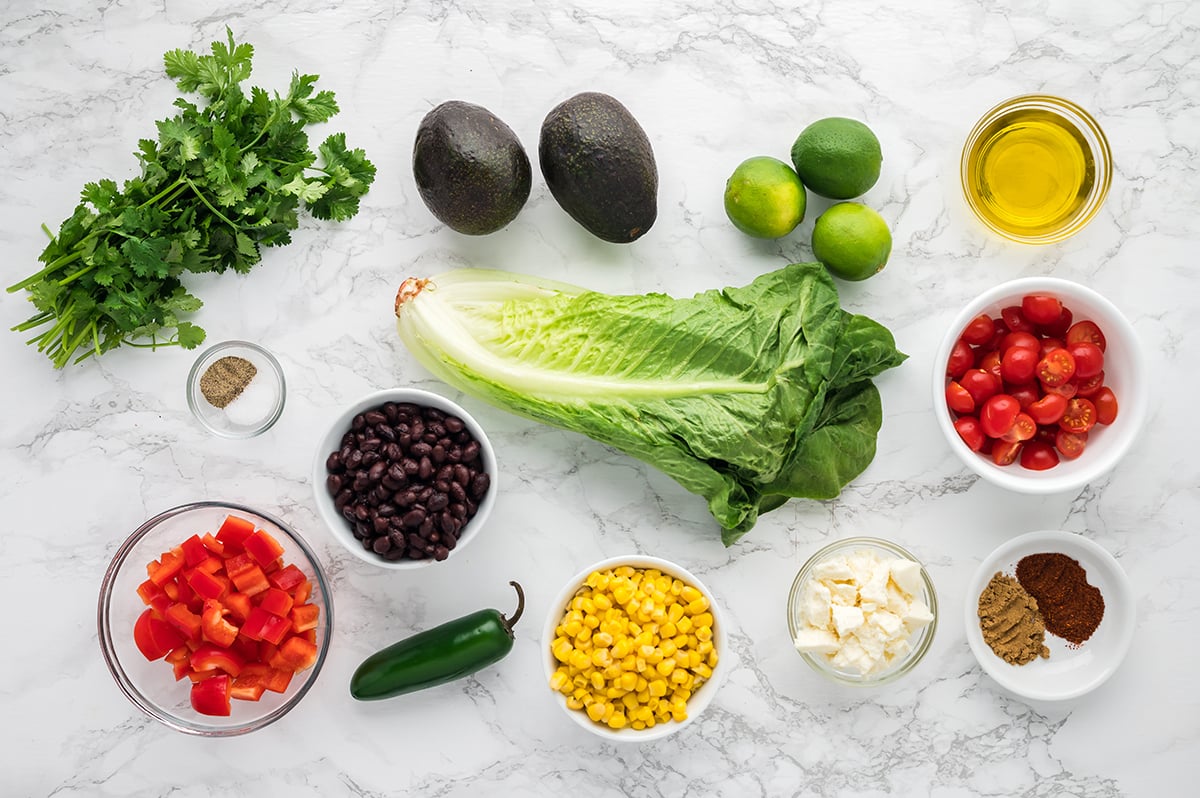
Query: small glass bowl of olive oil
961,95,1111,244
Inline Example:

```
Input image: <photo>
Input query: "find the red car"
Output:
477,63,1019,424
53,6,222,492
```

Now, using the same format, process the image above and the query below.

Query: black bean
360,437,381,453
444,415,464,433
433,546,450,561
442,529,458,550
427,492,449,512
367,461,387,484
469,472,490,499
431,444,446,464
377,503,396,518
346,449,364,470
462,441,480,462
378,425,396,442
388,529,407,548
354,504,370,521
418,456,433,480
419,517,435,539
334,488,353,511
402,508,426,528
372,536,391,554
352,472,370,492
441,513,460,534
326,474,343,496
326,452,344,473
364,410,387,426
373,515,390,535
449,481,467,504
402,458,420,476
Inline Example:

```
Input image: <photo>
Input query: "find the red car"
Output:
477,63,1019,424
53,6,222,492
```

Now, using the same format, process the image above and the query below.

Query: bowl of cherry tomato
933,277,1148,494
98,502,333,736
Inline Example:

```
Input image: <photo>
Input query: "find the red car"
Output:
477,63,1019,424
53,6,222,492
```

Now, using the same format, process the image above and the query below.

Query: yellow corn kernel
680,585,701,603
670,579,683,595
621,654,638,672
569,650,591,671
621,692,640,710
566,696,584,710
593,593,613,611
635,676,648,692
696,639,713,655
603,663,622,680
572,674,588,689
634,657,647,673
589,671,606,690
694,663,713,679
583,615,600,630
631,721,646,730
692,612,714,628
591,648,612,667
656,658,676,676
607,712,627,730
550,670,571,692
686,597,710,615
676,617,693,634
638,689,651,704
611,639,632,659
552,639,573,663
618,671,638,691
708,649,719,667
592,631,613,648
612,585,635,605
562,619,583,637
573,628,592,647
659,622,677,639
671,668,690,685
688,650,703,669
614,565,635,578
667,603,685,624
695,626,713,642
606,686,626,700
648,679,668,697
674,650,690,667
586,701,607,722
660,639,677,658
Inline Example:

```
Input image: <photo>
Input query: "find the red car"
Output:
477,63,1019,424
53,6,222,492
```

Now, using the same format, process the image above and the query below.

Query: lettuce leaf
395,262,905,544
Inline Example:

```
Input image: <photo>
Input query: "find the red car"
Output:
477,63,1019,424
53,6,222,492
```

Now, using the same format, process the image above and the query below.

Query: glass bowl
98,501,333,736
311,388,498,570
933,277,1148,494
787,537,937,686
960,94,1111,244
541,555,728,742
186,341,286,438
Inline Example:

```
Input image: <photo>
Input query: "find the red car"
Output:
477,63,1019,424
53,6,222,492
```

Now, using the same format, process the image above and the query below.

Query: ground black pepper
199,355,257,409
1015,552,1104,646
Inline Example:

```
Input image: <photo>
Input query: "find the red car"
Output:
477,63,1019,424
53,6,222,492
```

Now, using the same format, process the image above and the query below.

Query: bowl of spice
965,530,1134,701
187,341,286,438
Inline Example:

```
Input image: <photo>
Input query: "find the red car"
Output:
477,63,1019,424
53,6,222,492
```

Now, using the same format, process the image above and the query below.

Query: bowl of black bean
312,388,497,569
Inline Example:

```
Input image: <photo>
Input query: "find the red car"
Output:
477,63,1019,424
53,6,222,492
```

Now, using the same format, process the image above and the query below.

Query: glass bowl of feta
787,537,938,686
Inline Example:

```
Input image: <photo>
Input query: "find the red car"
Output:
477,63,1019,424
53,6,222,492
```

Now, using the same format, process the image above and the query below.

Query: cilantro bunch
7,30,376,368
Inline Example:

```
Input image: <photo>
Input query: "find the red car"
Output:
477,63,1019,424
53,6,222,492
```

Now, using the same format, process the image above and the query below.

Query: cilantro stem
139,177,187,209
184,178,242,230
6,250,84,293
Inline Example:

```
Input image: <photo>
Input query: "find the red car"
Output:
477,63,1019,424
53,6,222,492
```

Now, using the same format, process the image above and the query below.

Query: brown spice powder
199,355,257,409
1016,552,1104,646
977,571,1050,665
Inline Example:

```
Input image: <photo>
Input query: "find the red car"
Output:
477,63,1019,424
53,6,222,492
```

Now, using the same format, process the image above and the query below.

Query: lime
811,202,892,281
723,156,807,239
790,118,882,200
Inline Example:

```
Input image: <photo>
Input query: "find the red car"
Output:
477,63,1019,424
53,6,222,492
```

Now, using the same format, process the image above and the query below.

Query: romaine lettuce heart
394,263,905,545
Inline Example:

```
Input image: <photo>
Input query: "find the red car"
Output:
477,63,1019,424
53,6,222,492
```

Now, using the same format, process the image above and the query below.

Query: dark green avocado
413,101,532,235
538,92,658,243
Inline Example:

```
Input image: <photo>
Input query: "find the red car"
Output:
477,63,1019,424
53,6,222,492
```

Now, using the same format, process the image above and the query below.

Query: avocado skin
413,101,532,235
539,92,658,243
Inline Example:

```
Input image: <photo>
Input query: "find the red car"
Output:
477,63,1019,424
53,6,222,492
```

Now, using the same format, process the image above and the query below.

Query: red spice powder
1015,552,1104,646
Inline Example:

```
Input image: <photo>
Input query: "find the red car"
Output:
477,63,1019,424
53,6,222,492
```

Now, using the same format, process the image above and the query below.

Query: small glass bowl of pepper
186,340,286,438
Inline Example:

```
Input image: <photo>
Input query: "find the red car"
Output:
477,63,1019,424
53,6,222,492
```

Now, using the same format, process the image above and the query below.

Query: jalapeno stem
501,580,525,634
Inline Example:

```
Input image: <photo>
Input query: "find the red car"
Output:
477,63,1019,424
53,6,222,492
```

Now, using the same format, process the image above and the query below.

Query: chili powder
1015,552,1104,646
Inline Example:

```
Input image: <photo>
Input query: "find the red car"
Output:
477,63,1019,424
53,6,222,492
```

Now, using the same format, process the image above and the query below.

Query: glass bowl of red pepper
97,501,333,736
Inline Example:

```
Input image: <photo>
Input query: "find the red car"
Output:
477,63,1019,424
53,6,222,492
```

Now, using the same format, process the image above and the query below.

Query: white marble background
1,0,1197,795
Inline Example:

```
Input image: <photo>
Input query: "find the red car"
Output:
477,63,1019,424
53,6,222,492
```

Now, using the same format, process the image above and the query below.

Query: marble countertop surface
2,1,1196,795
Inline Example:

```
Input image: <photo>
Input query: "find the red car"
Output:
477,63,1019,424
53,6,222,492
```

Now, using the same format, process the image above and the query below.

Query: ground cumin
977,572,1049,665
199,355,257,409
1016,552,1104,646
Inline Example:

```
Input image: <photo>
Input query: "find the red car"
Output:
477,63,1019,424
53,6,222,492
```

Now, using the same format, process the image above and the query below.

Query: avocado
538,92,658,243
413,101,531,235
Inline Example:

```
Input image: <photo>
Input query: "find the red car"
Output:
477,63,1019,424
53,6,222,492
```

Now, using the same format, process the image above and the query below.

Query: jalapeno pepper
350,581,525,701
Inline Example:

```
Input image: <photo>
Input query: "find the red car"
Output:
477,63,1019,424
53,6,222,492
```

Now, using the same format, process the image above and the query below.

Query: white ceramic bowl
965,530,1134,701
311,388,497,570
933,277,1148,494
542,555,728,742
786,537,938,686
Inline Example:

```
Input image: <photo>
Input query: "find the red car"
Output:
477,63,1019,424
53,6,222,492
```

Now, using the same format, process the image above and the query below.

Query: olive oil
964,108,1096,239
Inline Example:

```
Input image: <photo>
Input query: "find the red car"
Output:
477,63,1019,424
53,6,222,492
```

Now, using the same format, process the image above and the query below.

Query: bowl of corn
541,555,727,742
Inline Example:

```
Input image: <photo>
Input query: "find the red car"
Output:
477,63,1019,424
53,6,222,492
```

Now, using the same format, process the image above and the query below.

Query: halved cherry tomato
1020,441,1060,471
190,674,231,717
1044,380,1079,399
1094,387,1119,425
954,417,985,451
1008,385,1040,409
1067,341,1104,379
1034,424,1059,446
1067,320,1107,352
946,381,975,414
1055,430,1088,460
1074,371,1105,398
962,313,995,345
1037,348,1076,388
979,350,1002,382
1000,412,1036,443
1001,305,1034,333
1027,393,1068,425
991,440,1022,466
1039,337,1065,359
980,394,1020,438
960,368,1000,405
1059,397,1098,433
1000,346,1038,385
1042,306,1074,339
1022,295,1063,326
947,339,974,378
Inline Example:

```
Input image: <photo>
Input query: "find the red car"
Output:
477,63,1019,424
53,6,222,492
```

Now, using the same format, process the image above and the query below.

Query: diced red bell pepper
225,553,269,596
165,646,191,680
268,563,306,592
195,555,224,575
190,643,245,678
292,580,312,605
164,603,202,641
201,600,240,647
215,515,255,554
174,573,196,607
190,673,231,716
201,532,225,557
258,587,294,618
276,635,319,672
229,676,266,702
187,568,228,602
289,603,320,633
137,579,166,606
240,606,292,645
223,592,252,622
180,534,209,566
147,548,185,587
244,528,285,567
264,667,293,694
133,608,186,661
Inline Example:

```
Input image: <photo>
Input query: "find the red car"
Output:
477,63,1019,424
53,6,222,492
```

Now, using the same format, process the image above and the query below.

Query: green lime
790,117,882,200
811,202,892,281
723,156,807,239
